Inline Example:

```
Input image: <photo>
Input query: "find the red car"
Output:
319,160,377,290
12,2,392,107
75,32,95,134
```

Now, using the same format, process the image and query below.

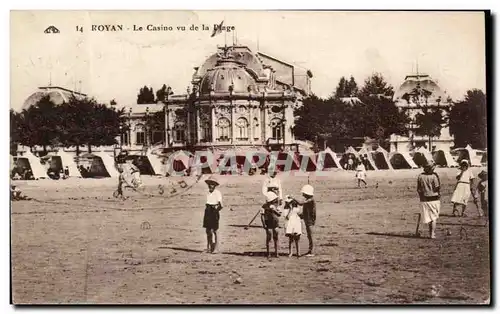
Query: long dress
355,164,366,180
284,206,302,236
451,169,474,205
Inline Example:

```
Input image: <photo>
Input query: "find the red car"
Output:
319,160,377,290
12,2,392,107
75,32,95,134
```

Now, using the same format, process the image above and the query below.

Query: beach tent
268,151,300,172
316,147,343,170
432,150,458,168
452,145,482,167
80,152,119,178
340,146,359,169
297,151,318,172
357,147,378,171
167,150,193,174
389,152,418,169
127,151,164,176
371,147,393,170
45,149,82,177
412,147,434,168
14,151,47,179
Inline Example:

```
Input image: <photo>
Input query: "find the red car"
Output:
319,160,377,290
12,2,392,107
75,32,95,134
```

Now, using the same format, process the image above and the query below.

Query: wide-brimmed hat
205,176,219,187
266,191,278,203
301,184,314,196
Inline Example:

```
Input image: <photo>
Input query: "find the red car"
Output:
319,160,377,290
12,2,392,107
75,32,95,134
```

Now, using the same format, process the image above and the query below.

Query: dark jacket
302,198,316,226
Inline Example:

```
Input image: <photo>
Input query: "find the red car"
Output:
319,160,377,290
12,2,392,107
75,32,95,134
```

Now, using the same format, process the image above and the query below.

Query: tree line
293,73,487,151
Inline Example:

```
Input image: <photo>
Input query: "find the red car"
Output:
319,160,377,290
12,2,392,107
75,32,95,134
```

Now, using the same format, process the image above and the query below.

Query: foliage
137,85,155,104
334,76,359,98
449,89,487,149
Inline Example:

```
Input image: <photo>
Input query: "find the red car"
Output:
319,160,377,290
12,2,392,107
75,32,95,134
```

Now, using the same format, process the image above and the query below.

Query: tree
449,89,487,149
137,85,155,104
334,76,359,98
414,107,446,150
359,73,394,98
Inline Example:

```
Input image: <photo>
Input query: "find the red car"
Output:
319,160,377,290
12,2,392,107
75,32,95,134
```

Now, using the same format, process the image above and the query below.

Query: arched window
201,120,212,142
270,118,283,140
135,124,146,145
173,122,185,143
253,117,259,140
236,117,249,140
217,118,231,142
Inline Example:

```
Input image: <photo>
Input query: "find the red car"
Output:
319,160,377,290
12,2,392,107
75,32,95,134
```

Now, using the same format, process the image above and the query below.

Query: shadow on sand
366,232,429,240
438,222,487,228
158,247,205,253
159,246,296,258
228,224,262,229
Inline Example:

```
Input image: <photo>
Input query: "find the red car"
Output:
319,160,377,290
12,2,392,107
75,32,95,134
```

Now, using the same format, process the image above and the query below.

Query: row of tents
10,144,486,180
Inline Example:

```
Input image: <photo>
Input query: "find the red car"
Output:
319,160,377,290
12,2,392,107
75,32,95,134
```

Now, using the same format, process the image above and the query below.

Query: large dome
200,60,256,95
21,87,86,110
393,74,446,102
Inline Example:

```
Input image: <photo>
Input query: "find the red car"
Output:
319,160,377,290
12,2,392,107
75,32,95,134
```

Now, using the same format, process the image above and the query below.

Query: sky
10,11,486,110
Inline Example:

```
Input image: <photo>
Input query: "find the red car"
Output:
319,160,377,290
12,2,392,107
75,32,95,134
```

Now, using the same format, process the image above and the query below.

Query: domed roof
21,87,86,110
393,74,446,102
200,60,256,95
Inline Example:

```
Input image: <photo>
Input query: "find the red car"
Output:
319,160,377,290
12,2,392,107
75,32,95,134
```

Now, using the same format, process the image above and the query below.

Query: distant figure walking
262,171,283,204
417,160,441,239
355,161,367,188
451,160,475,217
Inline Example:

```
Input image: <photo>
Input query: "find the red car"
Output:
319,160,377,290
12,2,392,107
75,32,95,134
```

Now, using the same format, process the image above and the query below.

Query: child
476,170,488,219
451,160,475,217
293,184,316,257
203,177,223,253
417,160,441,239
355,160,367,188
261,191,282,258
284,196,301,258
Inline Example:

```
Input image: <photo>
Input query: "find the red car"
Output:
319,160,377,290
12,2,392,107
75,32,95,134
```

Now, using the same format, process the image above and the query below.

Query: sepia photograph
9,10,490,304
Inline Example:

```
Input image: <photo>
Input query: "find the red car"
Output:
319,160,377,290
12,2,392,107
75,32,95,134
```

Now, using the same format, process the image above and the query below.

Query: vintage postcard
10,10,490,304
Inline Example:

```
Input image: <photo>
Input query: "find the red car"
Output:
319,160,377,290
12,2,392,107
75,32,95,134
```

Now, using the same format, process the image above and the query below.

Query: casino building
117,45,312,154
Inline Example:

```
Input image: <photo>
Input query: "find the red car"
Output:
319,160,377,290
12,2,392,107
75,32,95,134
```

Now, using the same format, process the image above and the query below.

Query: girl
355,160,367,188
293,184,316,257
451,160,475,217
203,177,223,253
261,191,282,258
284,196,301,258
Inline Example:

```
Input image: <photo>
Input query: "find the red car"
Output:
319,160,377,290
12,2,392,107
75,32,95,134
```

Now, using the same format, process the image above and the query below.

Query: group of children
202,171,316,258
416,159,489,239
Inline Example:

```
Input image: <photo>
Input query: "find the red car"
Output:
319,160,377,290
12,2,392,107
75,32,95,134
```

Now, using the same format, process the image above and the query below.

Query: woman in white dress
355,160,367,188
451,160,475,217
284,196,302,258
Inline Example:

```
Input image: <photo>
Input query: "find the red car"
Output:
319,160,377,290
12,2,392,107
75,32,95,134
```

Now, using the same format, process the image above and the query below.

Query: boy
476,170,488,219
261,191,282,258
417,160,441,239
293,184,316,257
203,177,223,253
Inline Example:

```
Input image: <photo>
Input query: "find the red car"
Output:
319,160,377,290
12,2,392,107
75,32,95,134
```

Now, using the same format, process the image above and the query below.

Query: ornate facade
390,73,454,153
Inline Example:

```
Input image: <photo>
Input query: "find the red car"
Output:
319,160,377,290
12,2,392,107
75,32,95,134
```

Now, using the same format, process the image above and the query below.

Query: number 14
76,26,83,33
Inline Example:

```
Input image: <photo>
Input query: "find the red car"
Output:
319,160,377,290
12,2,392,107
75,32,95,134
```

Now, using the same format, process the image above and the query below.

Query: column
231,102,235,143
186,109,191,145
249,103,253,144
211,105,216,143
196,106,201,145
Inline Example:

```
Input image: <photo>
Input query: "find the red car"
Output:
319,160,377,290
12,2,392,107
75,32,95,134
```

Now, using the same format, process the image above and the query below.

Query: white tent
413,147,434,168
357,147,378,170
389,151,418,169
316,147,343,170
452,145,482,167
372,147,393,170
53,149,82,177
93,152,119,178
146,152,164,175
17,151,47,179
433,150,458,168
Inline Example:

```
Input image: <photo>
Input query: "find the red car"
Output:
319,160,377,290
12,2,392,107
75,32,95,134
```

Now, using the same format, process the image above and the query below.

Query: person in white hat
417,160,440,239
262,171,283,204
203,177,223,253
261,191,282,258
451,159,475,217
293,184,316,257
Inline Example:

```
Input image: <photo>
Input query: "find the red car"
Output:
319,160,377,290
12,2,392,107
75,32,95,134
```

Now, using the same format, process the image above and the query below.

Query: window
270,119,283,139
152,131,164,145
217,118,231,141
135,124,145,145
236,118,248,140
173,122,185,143
201,121,212,142
253,118,259,140
121,132,129,146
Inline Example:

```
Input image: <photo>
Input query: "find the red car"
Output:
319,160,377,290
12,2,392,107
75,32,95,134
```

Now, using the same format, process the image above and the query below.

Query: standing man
262,171,283,204
417,160,441,239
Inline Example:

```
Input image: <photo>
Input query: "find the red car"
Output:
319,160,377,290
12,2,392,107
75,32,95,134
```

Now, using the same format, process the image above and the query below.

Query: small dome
200,62,256,94
393,74,446,102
